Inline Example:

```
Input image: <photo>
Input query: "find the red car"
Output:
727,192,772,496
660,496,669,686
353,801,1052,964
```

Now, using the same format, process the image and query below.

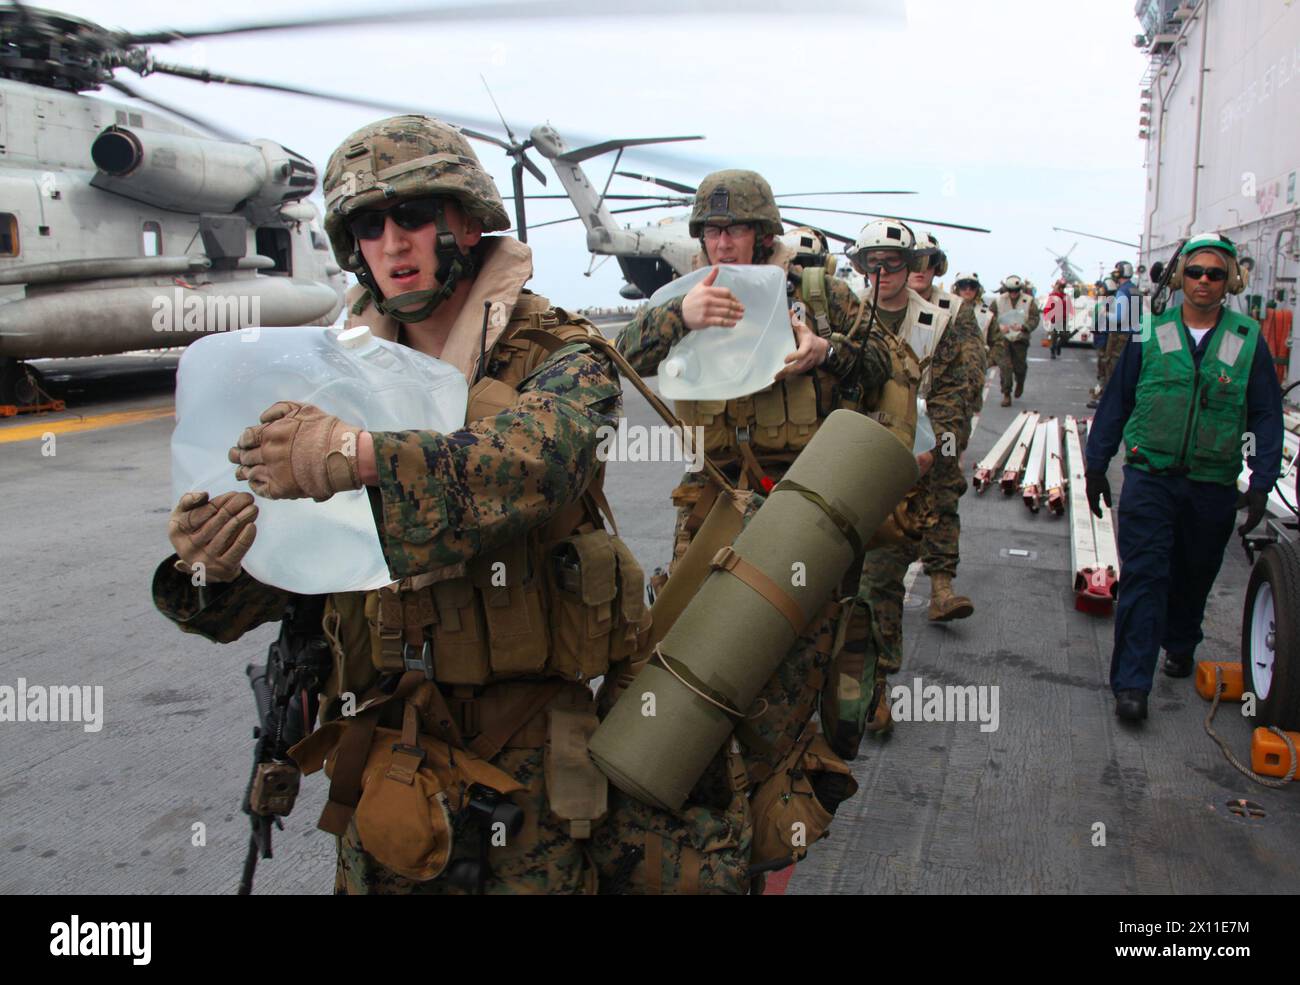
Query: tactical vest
347,293,648,688
993,293,1032,342
855,290,947,450
1123,308,1260,485
675,271,867,484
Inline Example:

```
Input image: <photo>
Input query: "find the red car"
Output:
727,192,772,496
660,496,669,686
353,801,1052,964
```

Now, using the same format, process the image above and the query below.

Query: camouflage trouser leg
859,540,920,675
1010,341,1030,392
920,453,967,579
334,745,596,895
991,340,1013,395
1100,333,1128,390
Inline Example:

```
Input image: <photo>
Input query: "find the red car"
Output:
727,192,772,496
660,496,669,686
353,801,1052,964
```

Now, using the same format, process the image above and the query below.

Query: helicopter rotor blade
614,170,698,195
1051,226,1139,249
781,218,856,247
512,162,528,243
779,204,991,234
507,200,683,234
501,193,686,202
773,190,917,198
142,61,515,150
122,1,897,45
558,135,703,165
103,77,240,141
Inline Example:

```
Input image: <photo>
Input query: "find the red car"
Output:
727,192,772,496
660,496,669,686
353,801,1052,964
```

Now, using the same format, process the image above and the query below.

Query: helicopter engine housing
89,126,317,218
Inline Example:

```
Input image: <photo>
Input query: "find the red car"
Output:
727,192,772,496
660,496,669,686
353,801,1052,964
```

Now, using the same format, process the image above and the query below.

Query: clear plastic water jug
654,265,795,401
171,325,468,594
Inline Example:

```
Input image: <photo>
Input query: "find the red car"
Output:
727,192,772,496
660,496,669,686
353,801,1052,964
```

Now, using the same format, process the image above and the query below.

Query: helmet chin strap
358,206,479,324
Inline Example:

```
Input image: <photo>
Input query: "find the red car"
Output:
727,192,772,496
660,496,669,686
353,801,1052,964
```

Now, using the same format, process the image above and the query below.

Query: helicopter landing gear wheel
1242,539,1300,730
0,359,45,407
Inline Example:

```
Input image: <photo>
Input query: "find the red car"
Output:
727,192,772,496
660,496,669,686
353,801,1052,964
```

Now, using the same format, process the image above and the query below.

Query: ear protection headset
1171,232,1246,294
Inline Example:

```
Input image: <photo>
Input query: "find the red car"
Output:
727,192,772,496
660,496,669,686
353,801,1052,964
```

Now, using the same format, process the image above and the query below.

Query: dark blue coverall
1086,310,1284,694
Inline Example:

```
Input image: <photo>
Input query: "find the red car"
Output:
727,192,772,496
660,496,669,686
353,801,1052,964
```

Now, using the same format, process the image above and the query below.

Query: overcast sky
53,0,1150,305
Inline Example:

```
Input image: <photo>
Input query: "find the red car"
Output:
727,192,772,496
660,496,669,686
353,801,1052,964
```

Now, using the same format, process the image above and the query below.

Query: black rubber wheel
0,360,43,405
1241,539,1300,730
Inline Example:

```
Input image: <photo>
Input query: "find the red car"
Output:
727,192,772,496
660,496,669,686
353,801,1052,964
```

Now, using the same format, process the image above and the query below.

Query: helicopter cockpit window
255,226,292,275
0,214,17,256
141,221,162,257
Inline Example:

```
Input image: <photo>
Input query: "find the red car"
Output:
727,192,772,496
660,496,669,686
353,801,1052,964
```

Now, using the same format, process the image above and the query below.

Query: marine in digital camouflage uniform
154,116,633,895
987,275,1040,405
905,236,984,623
853,228,968,688
605,171,900,879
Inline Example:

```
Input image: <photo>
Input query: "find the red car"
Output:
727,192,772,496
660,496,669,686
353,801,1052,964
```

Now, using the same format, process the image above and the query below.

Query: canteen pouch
544,707,608,839
291,701,524,883
430,577,492,684
749,731,857,869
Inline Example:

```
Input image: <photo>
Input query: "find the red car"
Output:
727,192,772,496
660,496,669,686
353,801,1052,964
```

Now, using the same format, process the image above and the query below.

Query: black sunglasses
1184,265,1228,283
347,198,443,241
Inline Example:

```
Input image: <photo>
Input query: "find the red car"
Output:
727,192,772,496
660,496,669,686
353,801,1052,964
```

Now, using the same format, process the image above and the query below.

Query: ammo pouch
749,731,858,870
289,677,525,883
362,526,648,686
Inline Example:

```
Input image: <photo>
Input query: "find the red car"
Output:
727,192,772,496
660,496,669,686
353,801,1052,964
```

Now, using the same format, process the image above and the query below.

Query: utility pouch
466,375,521,423
783,375,819,450
471,540,549,676
430,578,491,685
291,699,524,883
547,530,618,680
749,731,857,870
676,399,730,455
544,707,608,839
864,492,923,550
322,593,376,705
751,385,788,451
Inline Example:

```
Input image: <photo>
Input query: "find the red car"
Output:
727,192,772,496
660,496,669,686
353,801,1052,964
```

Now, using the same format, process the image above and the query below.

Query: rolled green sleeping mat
588,410,918,811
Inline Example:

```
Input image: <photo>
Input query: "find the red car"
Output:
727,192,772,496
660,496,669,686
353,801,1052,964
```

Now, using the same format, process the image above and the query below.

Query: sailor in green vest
1084,233,1283,723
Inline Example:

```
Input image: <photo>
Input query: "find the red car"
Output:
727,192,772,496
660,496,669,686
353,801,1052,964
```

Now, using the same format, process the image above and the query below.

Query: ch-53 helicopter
0,1,953,407
511,131,993,300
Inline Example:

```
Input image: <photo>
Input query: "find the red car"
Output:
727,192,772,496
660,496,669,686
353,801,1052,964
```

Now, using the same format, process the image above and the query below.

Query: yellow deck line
0,405,173,443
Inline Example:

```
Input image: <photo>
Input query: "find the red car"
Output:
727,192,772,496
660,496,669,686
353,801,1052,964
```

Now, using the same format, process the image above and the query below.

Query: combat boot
928,573,973,622
1000,393,1012,407
1014,379,1024,398
864,677,893,735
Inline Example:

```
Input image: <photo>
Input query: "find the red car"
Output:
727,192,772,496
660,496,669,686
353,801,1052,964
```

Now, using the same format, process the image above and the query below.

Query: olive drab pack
801,265,833,336
345,288,650,689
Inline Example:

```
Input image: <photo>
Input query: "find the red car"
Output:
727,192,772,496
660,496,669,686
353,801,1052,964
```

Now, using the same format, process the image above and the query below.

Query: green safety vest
1122,307,1260,485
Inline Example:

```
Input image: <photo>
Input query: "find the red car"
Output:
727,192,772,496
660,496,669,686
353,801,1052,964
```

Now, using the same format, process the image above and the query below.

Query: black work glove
1237,488,1268,536
1085,470,1112,519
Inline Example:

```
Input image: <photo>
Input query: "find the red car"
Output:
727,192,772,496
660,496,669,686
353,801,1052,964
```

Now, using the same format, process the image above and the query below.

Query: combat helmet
323,115,510,321
784,226,835,273
846,218,916,273
688,170,784,238
912,230,948,276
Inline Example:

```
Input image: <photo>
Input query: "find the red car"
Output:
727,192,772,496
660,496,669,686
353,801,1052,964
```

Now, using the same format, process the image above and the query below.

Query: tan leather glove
229,401,362,501
168,491,258,583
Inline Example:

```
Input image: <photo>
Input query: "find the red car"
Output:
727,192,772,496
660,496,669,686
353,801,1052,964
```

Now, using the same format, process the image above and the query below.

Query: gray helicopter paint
0,80,345,361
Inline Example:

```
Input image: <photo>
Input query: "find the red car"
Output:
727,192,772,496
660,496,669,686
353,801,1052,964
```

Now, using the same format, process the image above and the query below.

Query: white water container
171,325,468,594
655,265,796,401
914,398,935,456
